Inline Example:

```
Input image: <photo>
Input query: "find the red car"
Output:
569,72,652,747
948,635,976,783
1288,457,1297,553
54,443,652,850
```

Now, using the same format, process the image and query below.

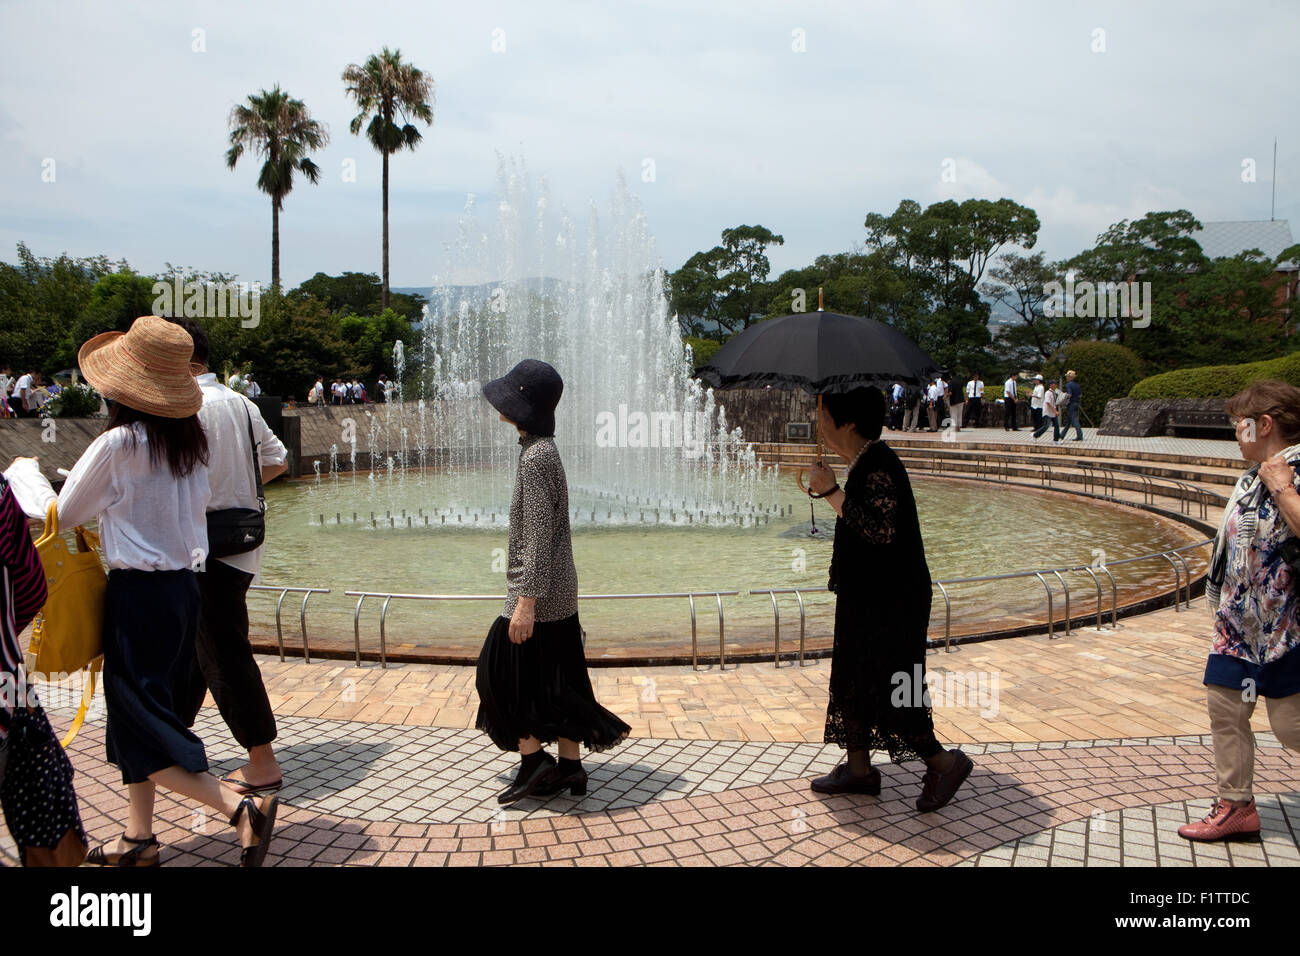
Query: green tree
864,198,1040,371
668,225,783,336
982,251,1091,365
293,270,426,322
225,85,329,291
72,271,158,346
343,47,435,311
1065,210,1207,345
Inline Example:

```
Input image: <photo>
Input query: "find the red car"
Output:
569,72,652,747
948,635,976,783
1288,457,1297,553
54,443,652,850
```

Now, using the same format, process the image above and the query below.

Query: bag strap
242,403,265,513
60,665,99,749
35,499,59,548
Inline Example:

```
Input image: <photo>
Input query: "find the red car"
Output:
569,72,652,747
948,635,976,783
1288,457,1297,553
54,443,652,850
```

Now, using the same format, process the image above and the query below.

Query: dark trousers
176,559,277,750
967,397,982,427
1003,398,1018,430
1031,407,1042,429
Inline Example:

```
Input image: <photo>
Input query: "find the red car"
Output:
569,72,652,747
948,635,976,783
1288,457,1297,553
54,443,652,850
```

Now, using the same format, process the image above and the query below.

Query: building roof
1193,219,1297,270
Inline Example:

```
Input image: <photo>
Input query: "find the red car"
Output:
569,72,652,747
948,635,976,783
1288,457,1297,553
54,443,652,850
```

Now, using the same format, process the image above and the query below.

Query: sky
1,0,1296,291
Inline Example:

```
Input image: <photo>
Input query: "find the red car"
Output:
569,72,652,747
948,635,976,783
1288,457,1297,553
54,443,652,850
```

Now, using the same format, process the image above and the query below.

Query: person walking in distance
167,318,289,796
1062,370,1084,441
1033,379,1061,442
1030,375,1045,432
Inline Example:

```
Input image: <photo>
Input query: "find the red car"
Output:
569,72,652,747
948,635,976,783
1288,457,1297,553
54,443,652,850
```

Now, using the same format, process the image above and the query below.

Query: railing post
1158,553,1182,612
716,592,726,670
795,589,808,666
1081,566,1104,631
352,593,366,664
934,581,953,653
1033,572,1056,639
1098,563,1119,628
274,588,288,662
767,591,781,668
1170,550,1192,609
298,590,316,664
689,593,698,671
379,595,393,669
1050,570,1071,635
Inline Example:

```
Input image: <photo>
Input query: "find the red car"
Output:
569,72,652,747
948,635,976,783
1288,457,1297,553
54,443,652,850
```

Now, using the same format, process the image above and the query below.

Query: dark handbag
0,704,88,866
206,403,266,559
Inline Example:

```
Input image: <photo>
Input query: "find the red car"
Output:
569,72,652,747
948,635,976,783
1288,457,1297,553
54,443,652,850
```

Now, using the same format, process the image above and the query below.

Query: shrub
1129,351,1300,400
44,383,102,417
1046,340,1145,425
685,336,723,369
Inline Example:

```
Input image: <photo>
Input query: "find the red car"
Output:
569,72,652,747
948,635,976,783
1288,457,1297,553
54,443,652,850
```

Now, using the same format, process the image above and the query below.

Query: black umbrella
696,295,940,478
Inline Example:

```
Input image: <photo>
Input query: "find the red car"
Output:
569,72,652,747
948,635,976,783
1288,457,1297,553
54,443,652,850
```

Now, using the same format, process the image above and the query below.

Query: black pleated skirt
102,569,209,785
476,612,630,754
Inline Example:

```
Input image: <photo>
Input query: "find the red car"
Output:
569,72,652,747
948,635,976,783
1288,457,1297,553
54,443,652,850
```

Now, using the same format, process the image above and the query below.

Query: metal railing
247,585,331,663
890,446,1222,521
752,538,1210,662
342,589,739,670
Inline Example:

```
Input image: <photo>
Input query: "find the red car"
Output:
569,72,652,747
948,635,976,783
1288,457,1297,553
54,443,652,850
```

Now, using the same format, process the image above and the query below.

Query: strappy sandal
85,834,161,867
220,774,284,796
230,794,279,868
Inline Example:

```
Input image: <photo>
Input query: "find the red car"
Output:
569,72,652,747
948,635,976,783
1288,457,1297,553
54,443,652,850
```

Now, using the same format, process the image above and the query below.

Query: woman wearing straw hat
476,359,630,805
4,315,277,866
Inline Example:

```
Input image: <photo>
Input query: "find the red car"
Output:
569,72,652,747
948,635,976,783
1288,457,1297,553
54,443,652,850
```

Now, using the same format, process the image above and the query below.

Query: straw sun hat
77,315,203,418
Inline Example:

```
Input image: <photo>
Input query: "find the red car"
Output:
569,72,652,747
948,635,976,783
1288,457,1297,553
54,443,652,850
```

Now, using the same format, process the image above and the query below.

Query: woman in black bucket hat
476,359,629,805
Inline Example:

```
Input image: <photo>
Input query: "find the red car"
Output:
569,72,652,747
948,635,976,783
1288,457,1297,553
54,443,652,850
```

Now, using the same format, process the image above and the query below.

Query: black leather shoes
534,765,589,798
916,750,973,812
810,763,881,795
498,752,556,805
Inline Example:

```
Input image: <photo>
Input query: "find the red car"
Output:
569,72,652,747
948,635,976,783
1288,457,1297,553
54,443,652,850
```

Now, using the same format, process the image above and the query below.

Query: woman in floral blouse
1179,380,1300,842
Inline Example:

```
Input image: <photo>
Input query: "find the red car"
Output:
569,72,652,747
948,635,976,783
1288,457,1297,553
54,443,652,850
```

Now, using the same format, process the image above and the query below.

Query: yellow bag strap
59,665,99,749
34,499,59,549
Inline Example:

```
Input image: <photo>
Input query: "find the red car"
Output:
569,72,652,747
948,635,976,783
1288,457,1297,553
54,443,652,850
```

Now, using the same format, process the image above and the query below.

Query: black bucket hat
482,359,564,436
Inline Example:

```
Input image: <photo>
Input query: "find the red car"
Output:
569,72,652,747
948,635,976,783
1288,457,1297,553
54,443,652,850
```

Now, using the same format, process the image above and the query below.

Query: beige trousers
1206,682,1300,801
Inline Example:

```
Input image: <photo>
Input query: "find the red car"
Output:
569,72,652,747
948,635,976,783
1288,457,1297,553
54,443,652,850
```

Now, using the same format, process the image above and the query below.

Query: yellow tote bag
26,501,106,746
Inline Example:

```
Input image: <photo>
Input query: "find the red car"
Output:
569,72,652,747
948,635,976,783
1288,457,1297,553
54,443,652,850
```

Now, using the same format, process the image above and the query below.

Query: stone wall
1098,397,1230,437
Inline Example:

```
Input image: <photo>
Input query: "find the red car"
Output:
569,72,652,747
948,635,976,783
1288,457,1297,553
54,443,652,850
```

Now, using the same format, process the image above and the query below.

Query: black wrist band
809,483,840,499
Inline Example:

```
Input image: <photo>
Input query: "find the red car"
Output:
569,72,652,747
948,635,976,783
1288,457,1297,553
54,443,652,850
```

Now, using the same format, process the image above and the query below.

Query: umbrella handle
795,468,810,493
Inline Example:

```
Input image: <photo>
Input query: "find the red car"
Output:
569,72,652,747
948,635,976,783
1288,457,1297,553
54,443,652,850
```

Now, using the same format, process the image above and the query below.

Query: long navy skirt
102,569,208,784
476,612,630,754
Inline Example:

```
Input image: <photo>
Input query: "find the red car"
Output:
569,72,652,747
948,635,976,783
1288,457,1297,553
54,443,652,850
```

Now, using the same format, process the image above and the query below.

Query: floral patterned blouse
1207,463,1300,696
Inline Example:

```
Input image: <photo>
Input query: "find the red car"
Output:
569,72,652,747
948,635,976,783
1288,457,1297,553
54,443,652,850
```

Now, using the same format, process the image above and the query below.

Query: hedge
1128,351,1300,400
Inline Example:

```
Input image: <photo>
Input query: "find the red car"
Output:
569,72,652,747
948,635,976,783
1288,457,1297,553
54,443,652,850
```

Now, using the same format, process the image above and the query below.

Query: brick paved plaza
7,597,1297,868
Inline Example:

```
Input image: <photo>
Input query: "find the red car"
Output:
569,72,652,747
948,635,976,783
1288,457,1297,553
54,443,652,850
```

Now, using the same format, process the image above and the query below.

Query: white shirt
4,425,209,571
1031,383,1045,409
196,372,287,578
927,382,941,402
13,374,32,408
1043,388,1058,417
0,375,10,396
1004,377,1018,399
966,379,982,398
246,380,262,398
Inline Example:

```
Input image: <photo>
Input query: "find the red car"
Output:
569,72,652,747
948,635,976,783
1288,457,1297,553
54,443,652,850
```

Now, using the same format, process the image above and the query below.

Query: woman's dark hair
162,315,210,367
822,387,885,441
1225,379,1300,445
106,402,209,479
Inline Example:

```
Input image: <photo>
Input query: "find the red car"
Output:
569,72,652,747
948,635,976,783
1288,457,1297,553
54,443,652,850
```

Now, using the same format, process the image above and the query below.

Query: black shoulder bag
206,404,266,559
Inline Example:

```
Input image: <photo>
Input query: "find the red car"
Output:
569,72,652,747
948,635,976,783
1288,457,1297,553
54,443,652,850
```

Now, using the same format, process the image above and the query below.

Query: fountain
315,155,777,527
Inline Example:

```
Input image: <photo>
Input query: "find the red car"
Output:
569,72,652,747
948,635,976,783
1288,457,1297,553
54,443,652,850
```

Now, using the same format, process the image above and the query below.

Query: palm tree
342,48,434,310
225,86,328,291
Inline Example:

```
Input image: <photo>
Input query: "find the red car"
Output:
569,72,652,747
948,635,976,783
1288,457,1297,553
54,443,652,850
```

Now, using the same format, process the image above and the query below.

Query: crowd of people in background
887,369,1084,441
306,375,392,407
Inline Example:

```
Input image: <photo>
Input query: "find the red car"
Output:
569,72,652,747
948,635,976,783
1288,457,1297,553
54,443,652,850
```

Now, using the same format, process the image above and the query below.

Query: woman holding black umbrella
805,386,974,811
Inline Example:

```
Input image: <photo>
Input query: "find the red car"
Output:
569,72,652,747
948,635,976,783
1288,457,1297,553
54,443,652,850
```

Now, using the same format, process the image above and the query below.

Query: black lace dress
823,440,943,764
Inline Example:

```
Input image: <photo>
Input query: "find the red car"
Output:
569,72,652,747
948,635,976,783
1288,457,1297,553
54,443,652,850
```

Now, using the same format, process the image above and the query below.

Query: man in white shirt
1003,373,1020,431
167,318,289,794
246,376,262,399
925,378,942,432
965,373,984,428
310,377,325,406
11,370,37,417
